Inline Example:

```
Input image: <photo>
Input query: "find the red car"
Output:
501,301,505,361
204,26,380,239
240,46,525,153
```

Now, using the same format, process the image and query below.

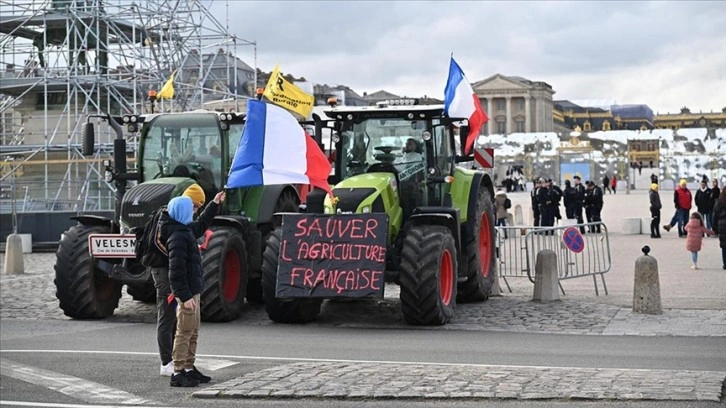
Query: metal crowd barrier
495,222,611,296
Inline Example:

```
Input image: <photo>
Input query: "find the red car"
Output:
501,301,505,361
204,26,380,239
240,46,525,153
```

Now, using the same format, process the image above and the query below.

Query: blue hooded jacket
167,196,193,225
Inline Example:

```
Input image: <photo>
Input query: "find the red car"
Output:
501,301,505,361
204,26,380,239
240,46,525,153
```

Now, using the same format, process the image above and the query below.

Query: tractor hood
120,178,197,229
325,172,398,214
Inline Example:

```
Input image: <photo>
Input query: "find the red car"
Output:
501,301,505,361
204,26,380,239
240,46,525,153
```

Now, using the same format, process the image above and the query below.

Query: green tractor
54,110,305,322
262,102,497,325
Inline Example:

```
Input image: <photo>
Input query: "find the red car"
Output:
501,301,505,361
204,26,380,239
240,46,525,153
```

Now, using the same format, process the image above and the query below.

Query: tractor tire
262,229,321,323
200,227,248,322
457,187,497,302
249,190,299,304
126,282,156,303
54,224,122,319
399,225,457,326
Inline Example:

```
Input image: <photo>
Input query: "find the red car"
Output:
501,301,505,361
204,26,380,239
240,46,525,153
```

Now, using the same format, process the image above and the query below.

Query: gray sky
216,1,726,114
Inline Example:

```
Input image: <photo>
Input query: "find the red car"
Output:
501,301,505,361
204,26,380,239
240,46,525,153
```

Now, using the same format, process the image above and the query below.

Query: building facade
654,107,726,130
471,74,556,134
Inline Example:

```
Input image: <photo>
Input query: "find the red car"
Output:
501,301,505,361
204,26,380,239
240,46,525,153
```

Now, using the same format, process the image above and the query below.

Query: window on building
496,99,506,111
603,121,611,131
516,99,525,111
583,121,591,131
497,121,506,134
515,120,525,133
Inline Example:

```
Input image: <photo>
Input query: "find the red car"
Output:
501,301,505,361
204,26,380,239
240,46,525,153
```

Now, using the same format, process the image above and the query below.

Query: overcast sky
215,1,725,114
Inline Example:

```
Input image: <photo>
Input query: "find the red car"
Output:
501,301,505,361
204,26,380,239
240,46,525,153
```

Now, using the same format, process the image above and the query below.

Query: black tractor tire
54,224,122,319
262,229,321,323
126,282,156,303
200,227,248,322
248,190,299,304
399,225,457,326
457,187,497,302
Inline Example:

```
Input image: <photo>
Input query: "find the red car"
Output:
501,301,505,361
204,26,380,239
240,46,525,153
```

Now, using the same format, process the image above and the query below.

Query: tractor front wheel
54,224,122,319
399,225,457,325
200,227,248,322
262,229,321,323
458,187,496,302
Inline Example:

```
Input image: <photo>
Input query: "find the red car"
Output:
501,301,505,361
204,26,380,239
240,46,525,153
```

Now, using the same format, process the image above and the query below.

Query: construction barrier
495,222,611,295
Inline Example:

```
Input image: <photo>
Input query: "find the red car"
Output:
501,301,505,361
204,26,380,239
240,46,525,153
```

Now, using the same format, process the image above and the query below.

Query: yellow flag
263,65,314,118
157,71,175,100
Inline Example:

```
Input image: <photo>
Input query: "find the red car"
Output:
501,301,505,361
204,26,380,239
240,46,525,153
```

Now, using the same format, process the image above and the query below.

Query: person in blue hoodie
164,195,209,387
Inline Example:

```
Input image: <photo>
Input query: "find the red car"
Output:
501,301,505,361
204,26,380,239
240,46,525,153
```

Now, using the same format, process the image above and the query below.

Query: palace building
653,107,726,130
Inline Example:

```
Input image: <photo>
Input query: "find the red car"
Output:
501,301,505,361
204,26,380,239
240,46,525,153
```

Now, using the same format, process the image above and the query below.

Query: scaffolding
0,0,257,212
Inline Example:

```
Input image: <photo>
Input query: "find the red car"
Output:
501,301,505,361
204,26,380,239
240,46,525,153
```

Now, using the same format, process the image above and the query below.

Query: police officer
573,175,586,233
548,179,563,222
584,181,604,232
563,179,577,219
531,178,542,226
537,178,555,228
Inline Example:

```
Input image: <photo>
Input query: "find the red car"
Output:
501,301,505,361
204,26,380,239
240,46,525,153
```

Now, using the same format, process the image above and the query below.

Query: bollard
514,204,524,225
3,234,25,275
533,249,559,302
491,267,503,297
632,245,662,314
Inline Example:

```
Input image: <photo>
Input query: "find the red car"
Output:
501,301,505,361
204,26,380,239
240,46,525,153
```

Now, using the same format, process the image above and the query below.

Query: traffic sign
562,227,585,253
474,147,494,168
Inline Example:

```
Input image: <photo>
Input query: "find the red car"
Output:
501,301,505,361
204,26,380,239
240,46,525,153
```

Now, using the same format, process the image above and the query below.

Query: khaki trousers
172,294,200,372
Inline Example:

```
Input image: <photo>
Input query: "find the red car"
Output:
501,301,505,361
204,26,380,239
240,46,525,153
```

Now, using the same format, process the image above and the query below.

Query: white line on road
0,401,177,408
0,348,702,372
0,358,156,406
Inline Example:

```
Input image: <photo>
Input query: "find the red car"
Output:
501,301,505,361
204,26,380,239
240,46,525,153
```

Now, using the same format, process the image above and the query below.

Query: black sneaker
188,366,211,383
170,371,200,387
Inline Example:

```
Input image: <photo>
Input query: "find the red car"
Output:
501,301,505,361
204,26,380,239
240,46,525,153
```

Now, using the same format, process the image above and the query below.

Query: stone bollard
490,267,503,297
633,245,662,314
533,249,559,302
514,204,524,225
3,234,25,275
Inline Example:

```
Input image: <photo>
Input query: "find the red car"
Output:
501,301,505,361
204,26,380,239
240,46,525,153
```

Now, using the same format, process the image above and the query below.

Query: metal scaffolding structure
0,0,256,212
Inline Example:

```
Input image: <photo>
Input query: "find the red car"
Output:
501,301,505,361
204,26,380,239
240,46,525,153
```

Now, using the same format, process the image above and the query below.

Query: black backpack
133,206,168,268
503,198,512,209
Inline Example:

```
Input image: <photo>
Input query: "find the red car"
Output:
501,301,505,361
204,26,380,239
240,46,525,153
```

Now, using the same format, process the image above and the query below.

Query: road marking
0,401,177,408
0,349,705,372
0,358,155,406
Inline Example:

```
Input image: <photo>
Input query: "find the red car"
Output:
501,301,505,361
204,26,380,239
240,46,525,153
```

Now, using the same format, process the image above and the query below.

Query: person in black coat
563,179,577,219
649,183,662,238
712,189,726,270
163,195,215,387
694,180,714,229
573,176,586,233
584,181,604,233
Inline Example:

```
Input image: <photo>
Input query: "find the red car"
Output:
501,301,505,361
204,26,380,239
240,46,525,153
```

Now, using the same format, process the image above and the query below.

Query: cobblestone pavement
2,249,725,402
193,362,726,402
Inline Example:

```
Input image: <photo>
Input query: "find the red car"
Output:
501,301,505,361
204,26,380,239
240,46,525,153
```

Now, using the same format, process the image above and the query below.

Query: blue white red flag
226,100,332,196
443,56,488,154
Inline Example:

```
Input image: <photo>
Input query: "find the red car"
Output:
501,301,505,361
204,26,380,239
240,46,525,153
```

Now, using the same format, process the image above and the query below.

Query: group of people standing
528,176,604,232
649,177,726,270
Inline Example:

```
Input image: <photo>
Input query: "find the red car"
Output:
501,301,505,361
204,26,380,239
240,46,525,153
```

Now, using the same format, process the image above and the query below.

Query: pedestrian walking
712,189,726,270
695,180,714,230
664,179,692,237
163,195,214,387
603,174,611,194
153,184,223,377
494,190,511,238
649,183,662,238
650,173,658,185
684,212,714,270
610,174,618,194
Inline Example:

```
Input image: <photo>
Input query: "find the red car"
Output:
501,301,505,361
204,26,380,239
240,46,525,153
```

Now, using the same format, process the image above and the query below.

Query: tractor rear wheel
399,225,457,325
54,224,122,319
248,190,299,304
458,187,496,302
200,227,248,322
262,229,321,323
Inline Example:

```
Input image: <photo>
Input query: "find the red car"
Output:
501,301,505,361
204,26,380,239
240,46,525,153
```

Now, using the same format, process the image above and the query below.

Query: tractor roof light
327,97,338,107
122,116,130,123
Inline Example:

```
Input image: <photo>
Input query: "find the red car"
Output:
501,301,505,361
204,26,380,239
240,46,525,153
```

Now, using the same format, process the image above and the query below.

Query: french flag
226,100,332,196
443,56,488,154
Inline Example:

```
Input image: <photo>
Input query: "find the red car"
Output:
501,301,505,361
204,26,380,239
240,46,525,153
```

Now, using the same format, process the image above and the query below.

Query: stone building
654,107,726,130
471,74,556,135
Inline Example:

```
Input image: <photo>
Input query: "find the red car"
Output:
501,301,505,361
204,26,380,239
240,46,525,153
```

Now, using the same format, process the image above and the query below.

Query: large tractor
262,102,496,326
54,110,304,322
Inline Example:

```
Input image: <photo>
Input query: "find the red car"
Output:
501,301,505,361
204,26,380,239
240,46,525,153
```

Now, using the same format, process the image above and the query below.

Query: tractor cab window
141,113,223,197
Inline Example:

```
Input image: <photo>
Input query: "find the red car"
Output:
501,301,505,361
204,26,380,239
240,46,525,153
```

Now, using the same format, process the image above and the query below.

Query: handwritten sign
276,213,388,298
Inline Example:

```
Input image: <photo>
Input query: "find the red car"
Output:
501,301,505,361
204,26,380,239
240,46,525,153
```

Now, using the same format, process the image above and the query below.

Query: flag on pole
226,100,332,196
263,64,315,119
157,70,176,100
443,56,488,154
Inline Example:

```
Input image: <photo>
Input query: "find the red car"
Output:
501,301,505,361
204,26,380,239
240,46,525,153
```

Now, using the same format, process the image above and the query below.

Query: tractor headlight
422,131,432,141
332,134,340,143
361,206,370,214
